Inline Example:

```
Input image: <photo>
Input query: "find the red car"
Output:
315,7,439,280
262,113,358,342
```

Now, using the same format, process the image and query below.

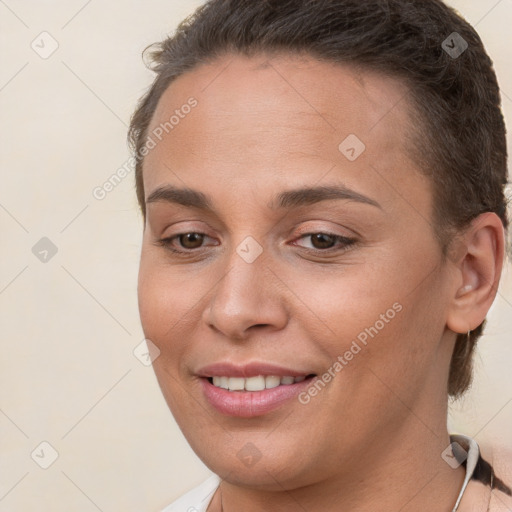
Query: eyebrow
146,184,382,211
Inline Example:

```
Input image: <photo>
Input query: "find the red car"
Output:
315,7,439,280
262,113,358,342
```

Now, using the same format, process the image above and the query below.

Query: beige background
0,1,511,510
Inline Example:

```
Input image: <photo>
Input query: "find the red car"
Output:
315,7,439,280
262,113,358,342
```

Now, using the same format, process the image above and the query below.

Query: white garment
161,434,479,512
161,474,220,512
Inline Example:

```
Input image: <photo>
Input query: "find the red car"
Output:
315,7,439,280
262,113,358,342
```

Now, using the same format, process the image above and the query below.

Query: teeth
210,375,308,391
265,375,281,389
228,377,245,391
245,375,265,391
212,376,230,389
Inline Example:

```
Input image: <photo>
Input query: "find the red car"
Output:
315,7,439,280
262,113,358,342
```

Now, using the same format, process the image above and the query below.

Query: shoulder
479,440,512,511
160,475,221,512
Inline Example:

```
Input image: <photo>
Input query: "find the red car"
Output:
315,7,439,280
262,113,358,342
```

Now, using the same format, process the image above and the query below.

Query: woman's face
138,54,458,487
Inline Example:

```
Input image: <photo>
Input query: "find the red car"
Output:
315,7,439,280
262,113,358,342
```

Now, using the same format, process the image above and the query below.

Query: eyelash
155,231,357,257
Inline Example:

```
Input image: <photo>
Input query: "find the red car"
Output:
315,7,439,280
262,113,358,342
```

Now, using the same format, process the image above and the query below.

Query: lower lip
200,377,315,418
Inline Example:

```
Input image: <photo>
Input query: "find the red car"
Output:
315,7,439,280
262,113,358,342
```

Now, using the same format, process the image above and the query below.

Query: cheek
290,261,440,380
137,254,199,341
289,266,401,345
137,259,198,414
137,260,167,341
137,253,216,397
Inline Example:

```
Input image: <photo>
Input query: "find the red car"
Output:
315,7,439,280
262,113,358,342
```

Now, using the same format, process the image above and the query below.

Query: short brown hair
128,0,509,397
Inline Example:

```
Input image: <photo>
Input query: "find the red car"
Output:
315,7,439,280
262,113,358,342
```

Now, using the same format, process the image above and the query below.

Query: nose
202,245,289,341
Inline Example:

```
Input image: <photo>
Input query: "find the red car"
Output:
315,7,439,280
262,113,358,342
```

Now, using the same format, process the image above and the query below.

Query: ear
446,212,506,334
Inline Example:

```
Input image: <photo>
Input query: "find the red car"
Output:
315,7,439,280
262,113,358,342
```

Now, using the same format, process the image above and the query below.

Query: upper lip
196,362,315,378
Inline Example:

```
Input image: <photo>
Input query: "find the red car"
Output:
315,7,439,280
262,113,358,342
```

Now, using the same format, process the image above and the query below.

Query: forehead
142,53,429,216
147,53,413,140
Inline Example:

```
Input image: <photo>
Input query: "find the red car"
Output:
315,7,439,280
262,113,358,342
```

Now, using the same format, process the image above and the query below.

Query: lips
196,362,317,417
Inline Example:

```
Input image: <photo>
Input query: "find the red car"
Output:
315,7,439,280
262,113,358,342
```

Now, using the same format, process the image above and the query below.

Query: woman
129,0,512,510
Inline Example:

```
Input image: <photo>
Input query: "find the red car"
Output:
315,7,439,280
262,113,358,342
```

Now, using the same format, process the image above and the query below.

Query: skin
137,53,504,511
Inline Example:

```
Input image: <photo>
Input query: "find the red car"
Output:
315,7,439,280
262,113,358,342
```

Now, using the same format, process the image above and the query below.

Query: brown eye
309,233,336,250
155,231,217,256
178,233,205,249
292,232,357,254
